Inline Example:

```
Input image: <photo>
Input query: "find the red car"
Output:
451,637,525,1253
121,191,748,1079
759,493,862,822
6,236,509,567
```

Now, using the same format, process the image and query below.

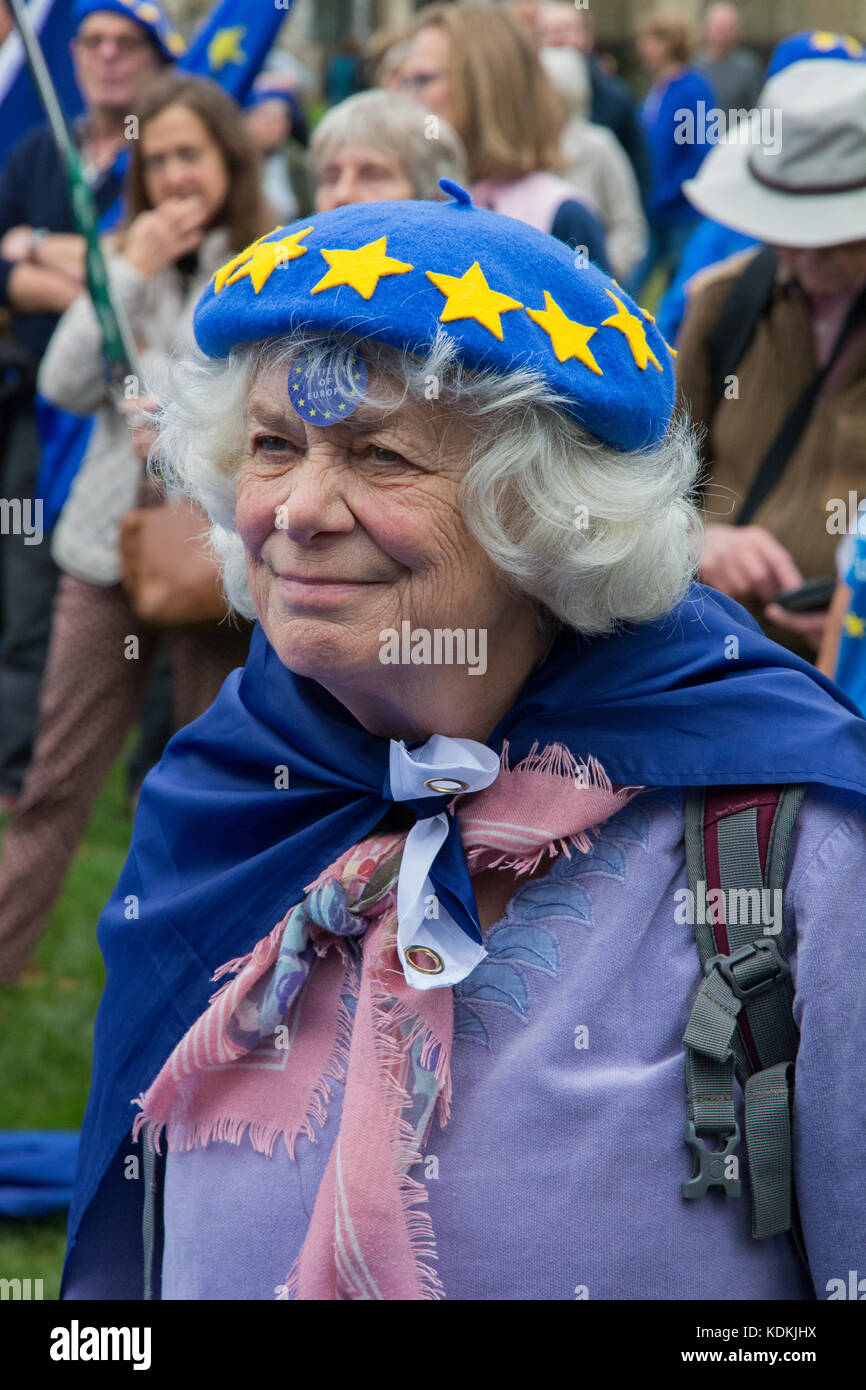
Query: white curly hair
149,328,702,637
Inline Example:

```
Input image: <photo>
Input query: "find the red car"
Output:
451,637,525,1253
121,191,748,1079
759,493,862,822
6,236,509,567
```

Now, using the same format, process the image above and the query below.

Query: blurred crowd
0,0,865,981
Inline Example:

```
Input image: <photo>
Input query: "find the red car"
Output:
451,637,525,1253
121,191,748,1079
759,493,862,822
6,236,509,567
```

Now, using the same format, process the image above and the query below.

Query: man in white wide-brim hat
674,58,866,658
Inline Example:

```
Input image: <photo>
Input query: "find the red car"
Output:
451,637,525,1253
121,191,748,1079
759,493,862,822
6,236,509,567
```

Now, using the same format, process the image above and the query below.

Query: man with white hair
539,44,647,280
697,3,762,112
536,1,649,200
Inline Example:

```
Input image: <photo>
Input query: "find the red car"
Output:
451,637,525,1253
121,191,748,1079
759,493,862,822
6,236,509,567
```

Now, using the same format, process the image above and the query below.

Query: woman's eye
254,435,291,453
368,445,404,464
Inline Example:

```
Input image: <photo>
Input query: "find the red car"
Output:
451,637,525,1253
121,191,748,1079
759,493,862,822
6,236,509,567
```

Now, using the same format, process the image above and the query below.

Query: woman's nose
276,453,355,541
329,172,358,210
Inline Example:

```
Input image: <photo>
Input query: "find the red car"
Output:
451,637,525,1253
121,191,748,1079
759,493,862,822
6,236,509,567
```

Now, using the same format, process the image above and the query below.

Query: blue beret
767,29,864,78
72,0,186,60
193,181,677,453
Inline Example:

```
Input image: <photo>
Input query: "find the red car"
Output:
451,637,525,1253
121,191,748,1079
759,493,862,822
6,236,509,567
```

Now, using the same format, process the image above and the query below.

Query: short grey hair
309,90,468,201
151,331,702,637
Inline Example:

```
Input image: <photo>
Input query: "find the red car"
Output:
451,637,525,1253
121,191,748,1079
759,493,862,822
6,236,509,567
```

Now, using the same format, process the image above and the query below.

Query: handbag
119,499,229,627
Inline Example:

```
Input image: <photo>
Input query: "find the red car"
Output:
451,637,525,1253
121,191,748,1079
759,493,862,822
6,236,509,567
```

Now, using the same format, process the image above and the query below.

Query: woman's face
140,104,231,223
244,100,291,155
314,145,415,212
236,360,513,688
400,25,453,124
636,31,670,74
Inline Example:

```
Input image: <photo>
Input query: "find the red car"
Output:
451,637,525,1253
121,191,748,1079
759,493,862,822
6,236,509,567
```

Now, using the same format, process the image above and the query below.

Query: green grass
0,749,133,1298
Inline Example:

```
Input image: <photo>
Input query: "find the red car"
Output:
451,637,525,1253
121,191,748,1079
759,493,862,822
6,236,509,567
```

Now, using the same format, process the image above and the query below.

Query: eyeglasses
399,72,448,93
76,32,150,54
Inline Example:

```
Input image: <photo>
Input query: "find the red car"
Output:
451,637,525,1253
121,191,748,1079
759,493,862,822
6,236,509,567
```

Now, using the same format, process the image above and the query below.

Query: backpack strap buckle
682,1120,742,1199
704,938,789,1001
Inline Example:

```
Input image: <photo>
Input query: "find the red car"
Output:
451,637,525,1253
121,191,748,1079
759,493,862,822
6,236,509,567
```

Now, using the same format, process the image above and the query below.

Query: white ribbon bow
388,735,501,990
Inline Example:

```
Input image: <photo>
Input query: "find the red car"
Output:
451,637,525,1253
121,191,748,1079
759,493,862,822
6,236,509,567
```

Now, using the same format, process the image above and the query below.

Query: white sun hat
682,59,866,248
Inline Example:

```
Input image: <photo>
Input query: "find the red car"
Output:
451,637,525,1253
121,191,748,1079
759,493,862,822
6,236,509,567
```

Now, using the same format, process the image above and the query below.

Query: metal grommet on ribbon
388,735,501,991
405,945,445,974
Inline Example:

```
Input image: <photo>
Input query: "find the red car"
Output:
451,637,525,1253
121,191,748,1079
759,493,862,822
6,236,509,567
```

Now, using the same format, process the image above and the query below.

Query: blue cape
65,584,866,1276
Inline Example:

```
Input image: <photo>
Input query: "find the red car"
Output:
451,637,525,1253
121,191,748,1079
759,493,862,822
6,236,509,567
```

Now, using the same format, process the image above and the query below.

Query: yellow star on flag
310,238,413,300
208,26,246,70
426,261,522,340
214,228,312,295
601,291,662,371
525,291,602,374
844,612,866,638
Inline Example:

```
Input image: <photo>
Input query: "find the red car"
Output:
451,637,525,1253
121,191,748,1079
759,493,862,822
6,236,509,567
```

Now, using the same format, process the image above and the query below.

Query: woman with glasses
399,2,610,271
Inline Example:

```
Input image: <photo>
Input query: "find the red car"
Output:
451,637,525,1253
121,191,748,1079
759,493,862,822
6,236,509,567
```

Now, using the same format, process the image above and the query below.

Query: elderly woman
310,89,467,211
63,185,866,1301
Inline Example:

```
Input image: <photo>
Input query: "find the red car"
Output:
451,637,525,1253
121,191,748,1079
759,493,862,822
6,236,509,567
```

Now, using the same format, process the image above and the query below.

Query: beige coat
560,116,648,282
38,228,232,586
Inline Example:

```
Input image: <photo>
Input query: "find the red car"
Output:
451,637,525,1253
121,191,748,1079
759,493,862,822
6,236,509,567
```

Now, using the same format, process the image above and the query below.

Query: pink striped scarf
133,745,642,1299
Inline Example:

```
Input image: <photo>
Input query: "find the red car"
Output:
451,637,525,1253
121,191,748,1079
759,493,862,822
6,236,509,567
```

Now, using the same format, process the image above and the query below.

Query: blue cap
193,181,677,453
72,0,187,60
767,29,864,78
244,83,294,110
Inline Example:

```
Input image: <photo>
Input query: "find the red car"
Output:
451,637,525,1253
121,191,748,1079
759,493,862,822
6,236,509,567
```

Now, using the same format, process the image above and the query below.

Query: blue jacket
641,69,716,228
0,124,126,363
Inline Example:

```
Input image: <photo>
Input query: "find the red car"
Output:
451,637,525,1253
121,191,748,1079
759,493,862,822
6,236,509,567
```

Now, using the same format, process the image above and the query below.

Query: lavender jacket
148,785,866,1301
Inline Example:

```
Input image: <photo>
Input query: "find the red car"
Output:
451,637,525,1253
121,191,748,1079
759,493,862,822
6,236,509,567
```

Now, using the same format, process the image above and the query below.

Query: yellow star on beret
525,291,602,374
311,238,413,300
601,291,662,371
844,612,866,638
426,261,522,341
214,227,312,295
639,304,677,355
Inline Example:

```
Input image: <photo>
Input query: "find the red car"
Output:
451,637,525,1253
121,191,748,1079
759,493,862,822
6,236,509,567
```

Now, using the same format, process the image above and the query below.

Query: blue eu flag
0,0,83,164
179,0,294,105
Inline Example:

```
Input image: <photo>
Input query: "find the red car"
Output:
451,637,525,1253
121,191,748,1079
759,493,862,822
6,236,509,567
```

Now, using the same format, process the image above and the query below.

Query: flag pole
7,0,142,386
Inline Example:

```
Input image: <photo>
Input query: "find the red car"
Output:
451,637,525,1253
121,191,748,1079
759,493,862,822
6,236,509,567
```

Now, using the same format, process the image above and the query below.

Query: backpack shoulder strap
706,246,778,417
681,784,806,1248
140,1121,164,1300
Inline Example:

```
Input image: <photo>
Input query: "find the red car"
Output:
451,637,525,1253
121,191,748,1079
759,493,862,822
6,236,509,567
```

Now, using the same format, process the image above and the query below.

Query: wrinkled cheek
235,477,279,557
